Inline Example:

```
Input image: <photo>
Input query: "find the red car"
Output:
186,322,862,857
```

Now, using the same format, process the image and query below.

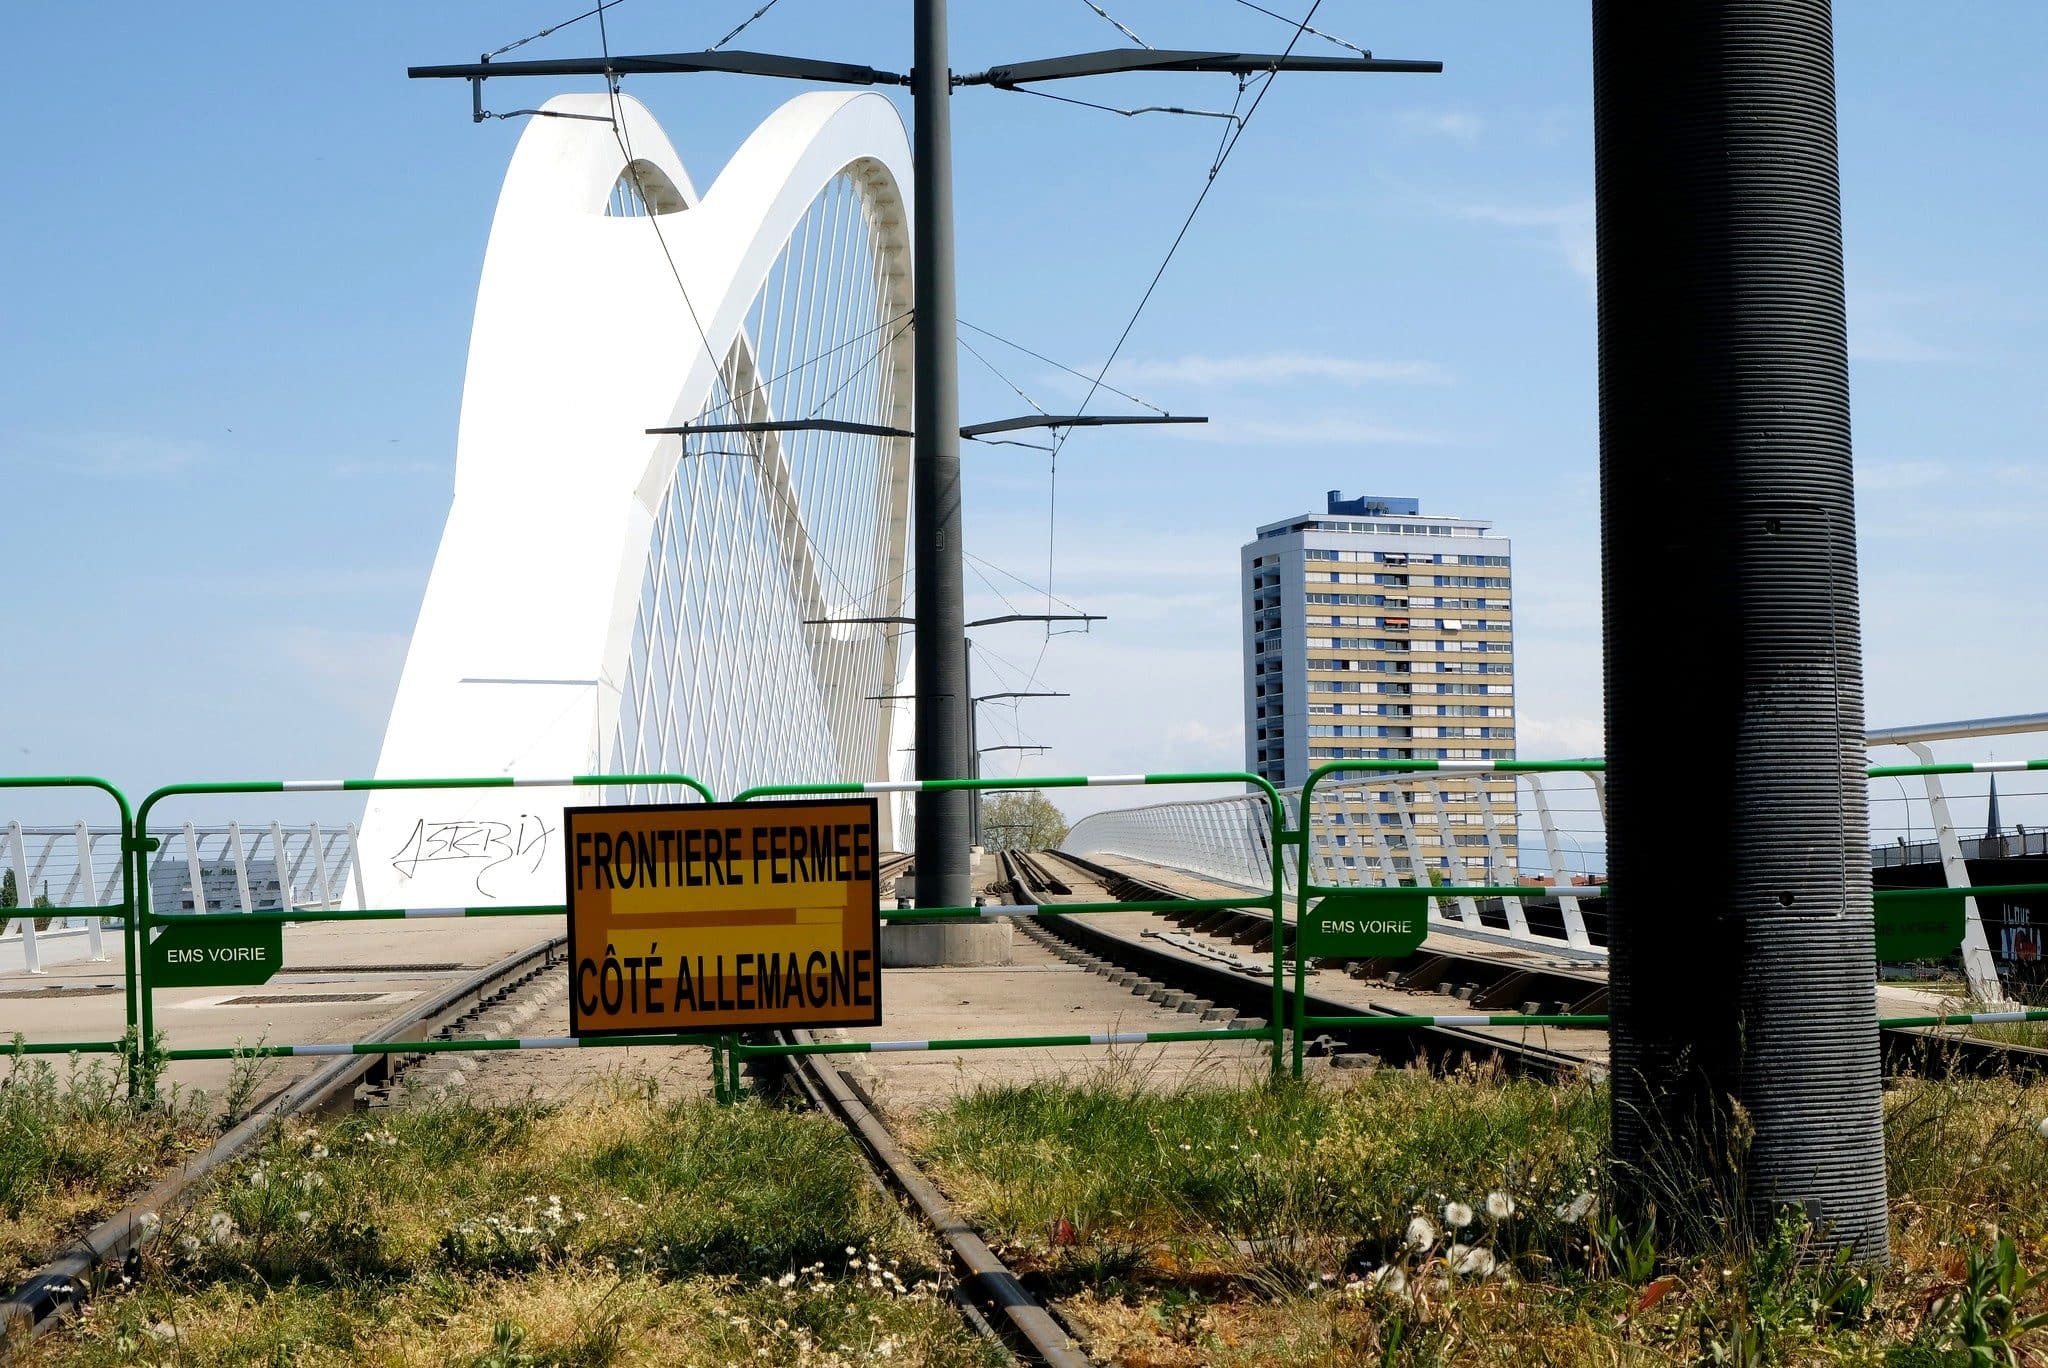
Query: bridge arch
360,90,915,908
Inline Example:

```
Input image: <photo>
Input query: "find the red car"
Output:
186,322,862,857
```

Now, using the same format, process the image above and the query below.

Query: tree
979,792,1068,853
0,868,14,909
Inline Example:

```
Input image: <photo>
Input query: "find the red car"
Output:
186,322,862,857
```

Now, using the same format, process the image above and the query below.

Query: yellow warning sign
563,799,882,1035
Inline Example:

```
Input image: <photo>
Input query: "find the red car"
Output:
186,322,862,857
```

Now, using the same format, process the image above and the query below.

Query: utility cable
1016,0,1329,697
959,337,1048,416
712,0,788,50
1225,0,1372,57
1007,84,1245,127
958,320,1169,416
1076,0,1153,49
487,0,631,58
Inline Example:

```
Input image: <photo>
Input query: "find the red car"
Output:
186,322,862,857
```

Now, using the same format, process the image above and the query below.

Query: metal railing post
1423,777,1483,925
271,822,297,915
1904,741,2003,1002
181,822,209,918
345,822,368,909
228,821,255,913
74,820,107,959
8,821,42,974
1525,775,1591,949
1476,777,1529,937
308,821,336,910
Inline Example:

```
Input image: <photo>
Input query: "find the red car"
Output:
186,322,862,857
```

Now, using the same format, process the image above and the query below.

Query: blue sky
4,2,2046,830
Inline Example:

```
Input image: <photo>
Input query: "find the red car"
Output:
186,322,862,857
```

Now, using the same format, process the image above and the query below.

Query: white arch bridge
353,89,919,911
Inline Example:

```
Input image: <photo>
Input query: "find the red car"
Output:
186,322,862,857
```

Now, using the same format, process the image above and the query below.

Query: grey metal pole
911,0,972,913
966,639,982,851
1595,0,1885,1257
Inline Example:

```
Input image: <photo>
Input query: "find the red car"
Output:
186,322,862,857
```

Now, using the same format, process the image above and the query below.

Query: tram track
0,934,569,1354
6,875,1074,1364
1032,849,2048,1083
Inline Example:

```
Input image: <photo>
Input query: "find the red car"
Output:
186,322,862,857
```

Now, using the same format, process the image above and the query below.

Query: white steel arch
359,90,915,909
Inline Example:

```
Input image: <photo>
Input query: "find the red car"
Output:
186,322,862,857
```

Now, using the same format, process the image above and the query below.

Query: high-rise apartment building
1242,491,1516,877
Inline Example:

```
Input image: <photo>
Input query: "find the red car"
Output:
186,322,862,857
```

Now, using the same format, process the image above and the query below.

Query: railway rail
1033,848,2048,1083
1,897,1077,1366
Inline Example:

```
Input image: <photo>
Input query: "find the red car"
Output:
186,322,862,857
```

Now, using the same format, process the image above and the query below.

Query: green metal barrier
11,755,2044,1103
726,772,1292,1083
131,772,717,1098
1288,756,2048,1078
0,777,138,1080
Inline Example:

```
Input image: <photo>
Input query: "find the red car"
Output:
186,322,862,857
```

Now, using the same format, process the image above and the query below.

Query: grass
18,1079,1001,1367
1,1053,210,1286
909,1064,2048,1366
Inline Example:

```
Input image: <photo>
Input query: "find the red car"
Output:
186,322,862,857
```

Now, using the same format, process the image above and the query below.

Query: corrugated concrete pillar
1594,0,1886,1257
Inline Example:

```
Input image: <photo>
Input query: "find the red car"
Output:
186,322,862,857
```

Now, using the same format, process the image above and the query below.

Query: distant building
149,859,286,915
1242,491,1516,877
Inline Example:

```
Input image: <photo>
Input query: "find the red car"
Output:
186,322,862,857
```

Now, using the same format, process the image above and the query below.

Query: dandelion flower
1405,1215,1436,1249
1369,1265,1408,1298
1557,1190,1597,1223
2037,1117,2048,1142
1485,1191,1516,1220
1449,1244,1496,1278
206,1212,235,1245
137,1211,161,1236
1443,1200,1474,1229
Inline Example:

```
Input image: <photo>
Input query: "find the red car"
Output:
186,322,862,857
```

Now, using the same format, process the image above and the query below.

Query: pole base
881,922,1013,967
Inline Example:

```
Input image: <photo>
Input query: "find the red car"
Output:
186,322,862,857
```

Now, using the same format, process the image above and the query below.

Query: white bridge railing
1,822,363,974
1069,713,2048,1001
1067,770,1606,958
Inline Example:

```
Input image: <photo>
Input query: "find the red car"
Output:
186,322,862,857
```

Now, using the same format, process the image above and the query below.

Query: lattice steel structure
358,91,915,910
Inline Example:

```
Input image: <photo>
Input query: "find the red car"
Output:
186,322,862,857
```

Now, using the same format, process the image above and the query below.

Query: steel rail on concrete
0,934,564,1354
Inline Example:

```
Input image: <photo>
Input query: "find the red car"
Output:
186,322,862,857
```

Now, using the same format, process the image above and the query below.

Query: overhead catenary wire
711,0,787,50
1005,0,1331,699
958,320,1169,416
1005,84,1247,126
591,1,740,425
959,336,1049,417
1224,0,1373,57
1076,0,1153,49
487,0,633,58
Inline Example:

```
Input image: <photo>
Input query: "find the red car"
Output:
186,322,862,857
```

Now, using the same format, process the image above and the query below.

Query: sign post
563,799,883,1037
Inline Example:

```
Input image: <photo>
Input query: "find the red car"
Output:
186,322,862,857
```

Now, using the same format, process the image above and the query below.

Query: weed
1930,1234,2048,1367
0,1052,205,1283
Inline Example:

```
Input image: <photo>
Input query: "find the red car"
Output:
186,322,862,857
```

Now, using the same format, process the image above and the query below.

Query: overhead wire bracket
959,49,1440,87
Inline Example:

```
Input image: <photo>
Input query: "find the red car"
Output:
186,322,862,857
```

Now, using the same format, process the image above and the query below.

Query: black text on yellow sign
563,799,882,1035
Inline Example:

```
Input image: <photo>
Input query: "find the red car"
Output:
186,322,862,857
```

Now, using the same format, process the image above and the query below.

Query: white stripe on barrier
1973,760,2030,772
1957,1010,2031,1024
517,1035,579,1049
404,907,466,919
509,776,579,788
291,1043,354,1056
1438,760,1496,772
1431,1015,1491,1027
869,1040,932,1052
863,780,921,793
282,780,346,792
1086,774,1149,786
1088,1031,1152,1046
977,904,1038,918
